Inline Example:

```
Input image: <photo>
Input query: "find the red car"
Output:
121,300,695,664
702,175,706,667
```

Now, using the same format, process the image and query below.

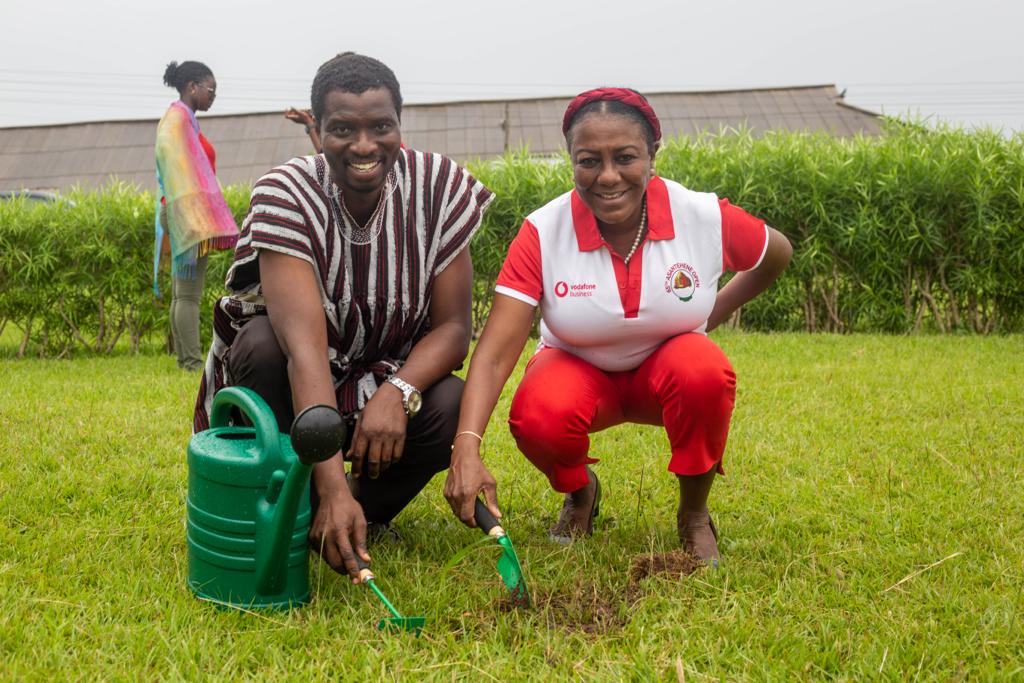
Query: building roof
0,85,879,192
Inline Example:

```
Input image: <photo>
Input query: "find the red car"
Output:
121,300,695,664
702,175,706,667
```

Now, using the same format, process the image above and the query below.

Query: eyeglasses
195,84,216,97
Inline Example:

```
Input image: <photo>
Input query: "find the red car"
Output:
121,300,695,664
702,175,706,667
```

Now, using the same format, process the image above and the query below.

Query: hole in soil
493,549,704,634
628,549,704,583
498,584,629,634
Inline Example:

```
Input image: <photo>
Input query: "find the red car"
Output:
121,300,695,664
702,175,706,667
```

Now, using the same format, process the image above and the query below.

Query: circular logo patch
554,281,569,298
664,263,699,302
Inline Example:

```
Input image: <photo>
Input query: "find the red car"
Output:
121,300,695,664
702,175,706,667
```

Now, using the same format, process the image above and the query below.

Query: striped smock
193,149,494,432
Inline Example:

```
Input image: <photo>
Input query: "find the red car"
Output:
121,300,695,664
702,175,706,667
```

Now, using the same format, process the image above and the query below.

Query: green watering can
186,387,346,610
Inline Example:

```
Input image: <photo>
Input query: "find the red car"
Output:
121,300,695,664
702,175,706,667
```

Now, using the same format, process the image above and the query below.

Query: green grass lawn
1,332,1021,680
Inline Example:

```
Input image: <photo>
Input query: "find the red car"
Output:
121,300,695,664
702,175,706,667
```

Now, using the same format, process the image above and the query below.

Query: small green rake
355,558,425,636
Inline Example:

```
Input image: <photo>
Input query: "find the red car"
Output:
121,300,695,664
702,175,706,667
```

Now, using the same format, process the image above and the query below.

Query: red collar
570,175,675,251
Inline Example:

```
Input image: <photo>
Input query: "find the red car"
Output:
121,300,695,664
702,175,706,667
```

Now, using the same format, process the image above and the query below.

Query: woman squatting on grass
444,88,793,566
193,53,494,582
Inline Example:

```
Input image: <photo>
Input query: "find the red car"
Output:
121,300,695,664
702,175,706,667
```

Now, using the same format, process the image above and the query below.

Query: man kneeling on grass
192,52,494,581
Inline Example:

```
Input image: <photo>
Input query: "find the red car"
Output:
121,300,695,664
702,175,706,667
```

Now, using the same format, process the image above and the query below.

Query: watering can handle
208,387,281,458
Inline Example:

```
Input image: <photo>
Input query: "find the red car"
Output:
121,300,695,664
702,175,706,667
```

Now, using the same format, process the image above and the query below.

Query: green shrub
0,184,158,356
0,183,245,357
468,122,1024,334
2,122,1022,357
691,123,1023,332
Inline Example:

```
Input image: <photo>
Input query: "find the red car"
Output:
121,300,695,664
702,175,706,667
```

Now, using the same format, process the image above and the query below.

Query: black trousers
226,315,461,524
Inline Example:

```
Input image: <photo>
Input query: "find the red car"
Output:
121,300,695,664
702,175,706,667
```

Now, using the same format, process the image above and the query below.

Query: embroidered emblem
554,281,569,298
664,263,700,302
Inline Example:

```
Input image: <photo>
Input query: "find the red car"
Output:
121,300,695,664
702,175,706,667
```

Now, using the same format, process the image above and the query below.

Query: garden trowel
474,499,530,608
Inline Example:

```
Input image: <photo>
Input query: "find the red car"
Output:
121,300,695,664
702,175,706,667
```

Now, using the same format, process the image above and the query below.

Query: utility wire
4,65,1024,91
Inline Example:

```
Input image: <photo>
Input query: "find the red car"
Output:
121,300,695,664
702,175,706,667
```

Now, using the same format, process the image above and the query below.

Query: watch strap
386,376,418,396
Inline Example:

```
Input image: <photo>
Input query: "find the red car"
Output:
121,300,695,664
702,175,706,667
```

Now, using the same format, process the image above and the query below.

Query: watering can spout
254,404,346,596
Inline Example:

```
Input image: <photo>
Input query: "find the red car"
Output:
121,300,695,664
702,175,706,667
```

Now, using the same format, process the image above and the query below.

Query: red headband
562,87,662,142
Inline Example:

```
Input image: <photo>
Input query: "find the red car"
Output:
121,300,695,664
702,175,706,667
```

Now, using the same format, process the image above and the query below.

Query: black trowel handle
474,498,503,536
354,555,374,584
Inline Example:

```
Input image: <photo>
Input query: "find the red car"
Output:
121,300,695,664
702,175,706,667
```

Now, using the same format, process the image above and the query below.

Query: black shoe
366,521,400,544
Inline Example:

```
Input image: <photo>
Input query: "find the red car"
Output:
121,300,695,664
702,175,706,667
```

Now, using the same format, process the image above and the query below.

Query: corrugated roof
0,85,879,191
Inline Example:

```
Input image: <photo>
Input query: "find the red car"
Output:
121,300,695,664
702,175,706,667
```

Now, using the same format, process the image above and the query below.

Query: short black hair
565,99,657,155
162,60,214,93
310,52,403,122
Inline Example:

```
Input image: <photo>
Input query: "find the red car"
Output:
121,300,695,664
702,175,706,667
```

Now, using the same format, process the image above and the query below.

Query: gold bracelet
451,430,484,451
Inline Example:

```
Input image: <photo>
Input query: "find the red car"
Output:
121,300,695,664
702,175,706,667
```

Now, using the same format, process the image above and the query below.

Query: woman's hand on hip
348,383,407,480
308,486,369,582
444,443,500,528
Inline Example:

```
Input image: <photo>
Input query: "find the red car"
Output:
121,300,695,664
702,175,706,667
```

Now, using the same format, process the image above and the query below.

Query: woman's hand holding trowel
443,433,531,608
444,434,501,527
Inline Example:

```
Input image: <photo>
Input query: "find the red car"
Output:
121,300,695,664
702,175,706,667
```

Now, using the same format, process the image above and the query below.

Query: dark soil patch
499,583,630,634
628,549,703,583
493,550,704,634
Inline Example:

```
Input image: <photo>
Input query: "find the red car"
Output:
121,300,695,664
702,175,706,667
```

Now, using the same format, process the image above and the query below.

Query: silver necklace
623,202,647,265
331,172,394,245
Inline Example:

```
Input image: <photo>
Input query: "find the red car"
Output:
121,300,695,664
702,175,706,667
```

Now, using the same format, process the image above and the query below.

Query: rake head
376,616,425,636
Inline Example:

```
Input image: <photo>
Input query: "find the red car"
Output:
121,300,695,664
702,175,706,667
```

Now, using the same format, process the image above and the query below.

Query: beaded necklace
622,202,647,265
331,171,395,245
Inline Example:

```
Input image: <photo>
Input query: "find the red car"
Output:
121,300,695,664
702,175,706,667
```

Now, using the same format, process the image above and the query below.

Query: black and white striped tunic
193,149,494,431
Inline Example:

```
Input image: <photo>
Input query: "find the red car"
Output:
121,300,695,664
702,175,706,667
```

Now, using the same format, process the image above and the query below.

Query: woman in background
155,60,238,371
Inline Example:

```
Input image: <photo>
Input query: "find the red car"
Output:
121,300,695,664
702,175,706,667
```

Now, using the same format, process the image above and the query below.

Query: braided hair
310,52,403,122
163,60,213,94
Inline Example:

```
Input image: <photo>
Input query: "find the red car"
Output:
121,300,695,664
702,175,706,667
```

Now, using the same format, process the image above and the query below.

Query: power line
4,65,1024,90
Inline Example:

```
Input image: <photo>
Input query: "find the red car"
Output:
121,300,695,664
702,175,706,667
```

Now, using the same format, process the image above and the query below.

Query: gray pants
170,254,208,370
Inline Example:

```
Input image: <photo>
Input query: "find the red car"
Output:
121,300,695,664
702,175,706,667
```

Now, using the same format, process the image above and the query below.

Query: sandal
549,467,601,544
678,509,720,568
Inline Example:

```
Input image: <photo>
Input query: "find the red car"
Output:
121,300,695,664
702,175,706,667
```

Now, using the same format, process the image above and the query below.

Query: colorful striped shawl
153,101,238,294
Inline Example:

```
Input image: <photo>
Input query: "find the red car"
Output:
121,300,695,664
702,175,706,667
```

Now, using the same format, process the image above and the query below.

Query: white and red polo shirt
495,175,769,372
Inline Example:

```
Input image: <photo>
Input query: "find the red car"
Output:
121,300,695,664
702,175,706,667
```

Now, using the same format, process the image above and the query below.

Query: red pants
508,333,737,493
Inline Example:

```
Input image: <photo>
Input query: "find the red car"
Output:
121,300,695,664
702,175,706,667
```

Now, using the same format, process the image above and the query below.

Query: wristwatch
386,376,423,417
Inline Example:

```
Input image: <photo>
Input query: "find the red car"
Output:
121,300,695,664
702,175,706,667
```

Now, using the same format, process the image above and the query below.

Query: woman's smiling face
569,112,655,231
319,87,402,199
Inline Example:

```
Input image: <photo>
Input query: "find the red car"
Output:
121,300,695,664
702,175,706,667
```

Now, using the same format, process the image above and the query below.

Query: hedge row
0,183,244,357
473,123,1024,334
2,123,1021,356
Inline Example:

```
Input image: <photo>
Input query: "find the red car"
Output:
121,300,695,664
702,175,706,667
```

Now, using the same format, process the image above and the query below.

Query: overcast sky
2,0,1023,132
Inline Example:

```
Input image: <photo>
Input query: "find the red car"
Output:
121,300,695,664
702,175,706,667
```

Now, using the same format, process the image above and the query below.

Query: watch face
406,390,423,416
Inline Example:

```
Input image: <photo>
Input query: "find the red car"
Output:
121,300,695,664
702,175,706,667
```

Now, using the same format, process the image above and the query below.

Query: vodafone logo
554,280,596,298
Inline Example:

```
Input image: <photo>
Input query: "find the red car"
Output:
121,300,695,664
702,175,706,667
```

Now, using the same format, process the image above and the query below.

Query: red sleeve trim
496,219,543,304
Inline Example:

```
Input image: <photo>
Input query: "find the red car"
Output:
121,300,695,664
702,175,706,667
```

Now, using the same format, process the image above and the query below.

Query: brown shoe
549,467,601,544
678,509,720,567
